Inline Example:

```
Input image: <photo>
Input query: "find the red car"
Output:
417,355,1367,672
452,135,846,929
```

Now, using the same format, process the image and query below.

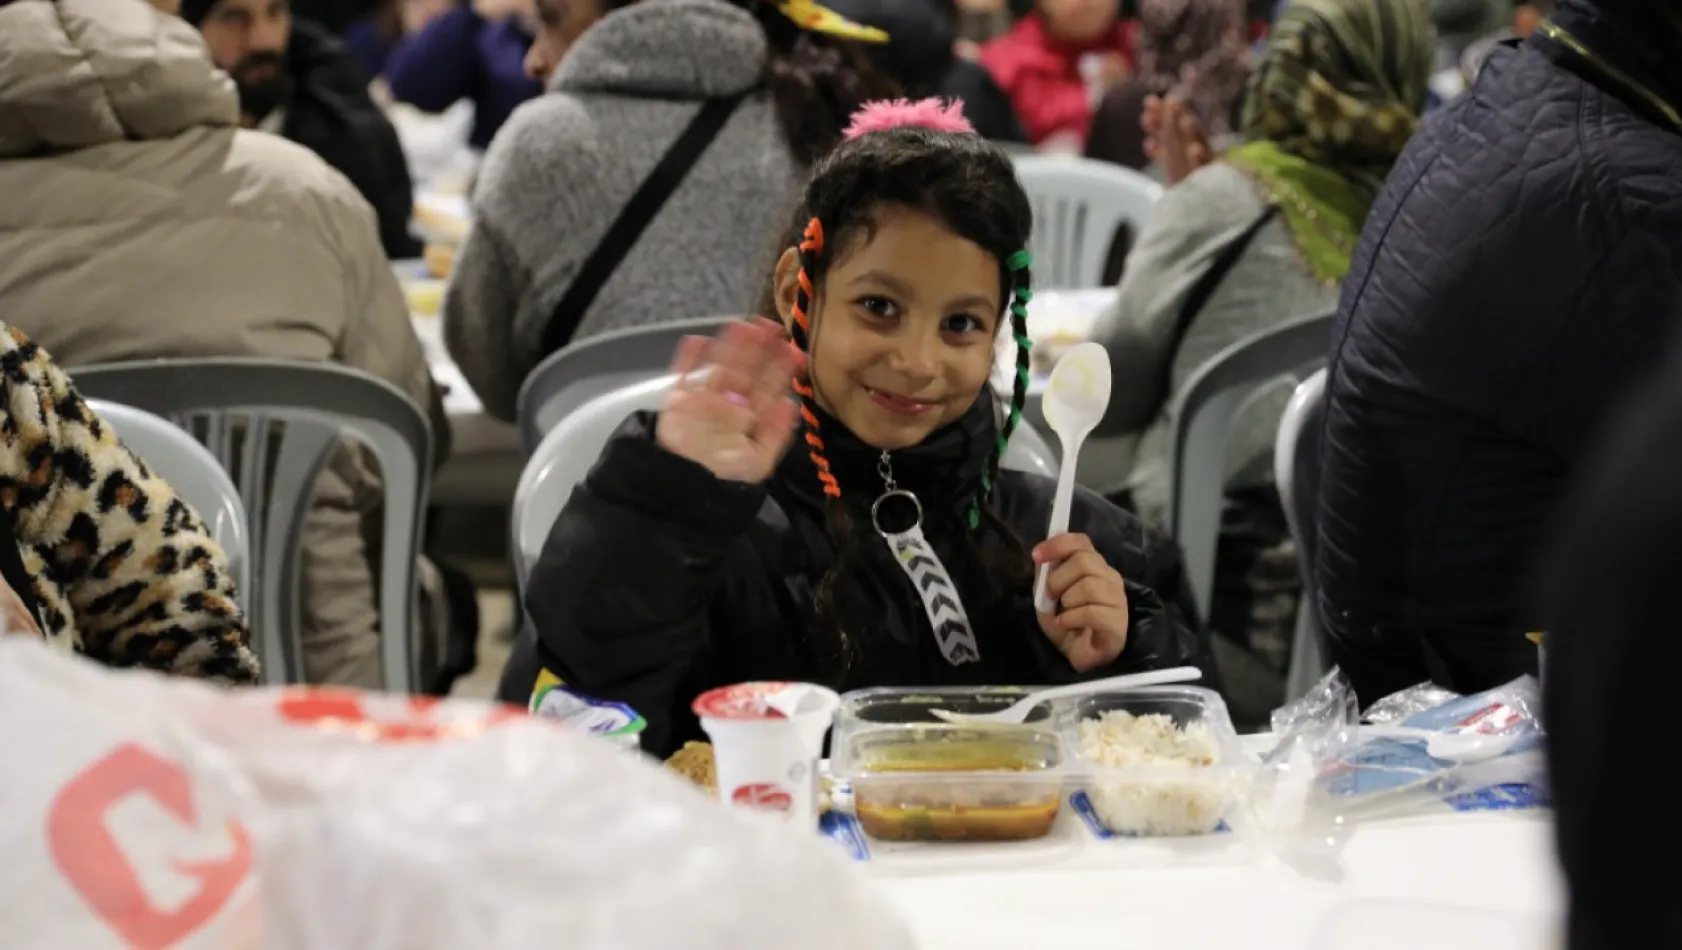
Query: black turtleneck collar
775,391,1000,522
1543,0,1682,131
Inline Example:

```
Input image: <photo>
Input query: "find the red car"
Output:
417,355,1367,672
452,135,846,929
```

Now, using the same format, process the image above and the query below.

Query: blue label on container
1070,791,1230,839
820,809,871,861
1446,782,1550,812
1323,683,1549,812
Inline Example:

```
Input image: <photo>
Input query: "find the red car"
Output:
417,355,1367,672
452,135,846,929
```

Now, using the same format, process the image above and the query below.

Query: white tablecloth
413,287,1119,417
873,811,1559,949
411,312,483,419
409,309,523,506
848,734,1560,949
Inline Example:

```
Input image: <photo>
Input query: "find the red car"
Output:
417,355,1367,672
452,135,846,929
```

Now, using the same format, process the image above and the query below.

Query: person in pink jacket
980,0,1135,149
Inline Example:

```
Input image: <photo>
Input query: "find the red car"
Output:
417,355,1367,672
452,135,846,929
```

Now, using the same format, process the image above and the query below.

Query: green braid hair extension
968,249,1034,530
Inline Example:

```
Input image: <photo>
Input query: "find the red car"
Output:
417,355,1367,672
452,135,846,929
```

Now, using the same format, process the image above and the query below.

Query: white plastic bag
0,642,912,950
1234,669,1546,876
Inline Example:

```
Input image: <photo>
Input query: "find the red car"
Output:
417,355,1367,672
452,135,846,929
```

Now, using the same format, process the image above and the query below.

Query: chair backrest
1012,156,1163,288
515,316,736,454
1275,369,1328,575
1166,312,1334,624
1274,369,1329,701
87,400,251,606
69,359,432,693
511,375,1061,587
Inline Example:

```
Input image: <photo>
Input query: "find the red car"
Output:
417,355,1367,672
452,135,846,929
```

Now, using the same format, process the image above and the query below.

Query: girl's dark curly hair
767,121,1037,678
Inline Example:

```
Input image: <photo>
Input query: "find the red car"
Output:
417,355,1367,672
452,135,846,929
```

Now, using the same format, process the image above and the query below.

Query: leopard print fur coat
0,326,258,683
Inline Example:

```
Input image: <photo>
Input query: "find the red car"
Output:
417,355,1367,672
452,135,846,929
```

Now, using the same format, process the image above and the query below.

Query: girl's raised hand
1032,532,1129,672
656,318,803,484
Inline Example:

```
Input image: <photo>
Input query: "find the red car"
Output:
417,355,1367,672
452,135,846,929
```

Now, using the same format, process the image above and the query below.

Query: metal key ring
871,489,923,537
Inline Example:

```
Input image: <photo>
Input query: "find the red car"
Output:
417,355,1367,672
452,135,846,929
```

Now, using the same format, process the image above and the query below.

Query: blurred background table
405,275,1122,506
399,259,522,508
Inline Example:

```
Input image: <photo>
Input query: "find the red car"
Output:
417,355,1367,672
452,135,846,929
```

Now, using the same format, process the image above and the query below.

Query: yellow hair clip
775,0,890,43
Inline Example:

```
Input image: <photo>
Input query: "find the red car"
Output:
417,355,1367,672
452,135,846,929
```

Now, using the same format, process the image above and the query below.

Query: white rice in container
1076,710,1229,836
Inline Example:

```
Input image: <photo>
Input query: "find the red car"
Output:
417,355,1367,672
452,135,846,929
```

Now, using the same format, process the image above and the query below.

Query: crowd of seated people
0,0,467,693
438,0,898,422
1,0,1676,943
4,0,1682,905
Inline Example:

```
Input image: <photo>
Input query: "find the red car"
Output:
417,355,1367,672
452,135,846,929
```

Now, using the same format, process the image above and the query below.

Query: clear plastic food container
830,687,1065,842
1062,686,1244,837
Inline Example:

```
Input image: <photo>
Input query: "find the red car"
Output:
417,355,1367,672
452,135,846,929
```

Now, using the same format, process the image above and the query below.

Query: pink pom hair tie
842,98,975,140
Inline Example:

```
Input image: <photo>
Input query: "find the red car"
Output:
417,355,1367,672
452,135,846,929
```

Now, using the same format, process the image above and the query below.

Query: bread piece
423,243,456,280
665,741,716,794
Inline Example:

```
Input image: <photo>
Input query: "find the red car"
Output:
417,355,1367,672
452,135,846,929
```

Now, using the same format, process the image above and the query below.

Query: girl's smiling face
774,205,1004,450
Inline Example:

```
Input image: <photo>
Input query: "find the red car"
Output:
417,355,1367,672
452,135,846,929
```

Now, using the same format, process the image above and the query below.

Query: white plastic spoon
1359,725,1525,764
1032,342,1114,616
929,666,1202,725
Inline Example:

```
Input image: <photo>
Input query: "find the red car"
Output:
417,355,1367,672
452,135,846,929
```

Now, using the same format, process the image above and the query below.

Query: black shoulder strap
0,504,42,632
1151,203,1282,407
542,94,749,354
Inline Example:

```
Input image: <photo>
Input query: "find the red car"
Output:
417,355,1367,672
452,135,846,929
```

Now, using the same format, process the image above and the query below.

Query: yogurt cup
530,679,647,752
693,682,840,825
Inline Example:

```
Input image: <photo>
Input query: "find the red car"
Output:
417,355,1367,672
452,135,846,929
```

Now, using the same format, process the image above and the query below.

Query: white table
874,811,1559,949
1014,287,1125,476
844,732,1561,949
409,308,523,507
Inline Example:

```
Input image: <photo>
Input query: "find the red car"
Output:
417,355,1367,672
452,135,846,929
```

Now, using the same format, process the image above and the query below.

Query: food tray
830,687,1065,843
1060,686,1244,838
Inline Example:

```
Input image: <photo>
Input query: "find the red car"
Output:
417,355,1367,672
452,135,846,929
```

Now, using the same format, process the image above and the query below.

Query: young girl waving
523,99,1202,755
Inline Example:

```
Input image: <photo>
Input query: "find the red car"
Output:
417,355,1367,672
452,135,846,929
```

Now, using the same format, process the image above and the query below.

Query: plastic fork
929,667,1203,725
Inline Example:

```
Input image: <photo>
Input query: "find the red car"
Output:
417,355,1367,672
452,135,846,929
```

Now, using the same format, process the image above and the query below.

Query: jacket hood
554,0,767,98
287,17,375,102
0,0,238,158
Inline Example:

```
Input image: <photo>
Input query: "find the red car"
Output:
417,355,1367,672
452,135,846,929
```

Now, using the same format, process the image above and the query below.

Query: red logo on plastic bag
729,783,794,812
47,743,253,950
276,688,526,742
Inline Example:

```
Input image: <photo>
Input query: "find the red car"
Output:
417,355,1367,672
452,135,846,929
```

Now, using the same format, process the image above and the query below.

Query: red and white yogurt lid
692,682,795,721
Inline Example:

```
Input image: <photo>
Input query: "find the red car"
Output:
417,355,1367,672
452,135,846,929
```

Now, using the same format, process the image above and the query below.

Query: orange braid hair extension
785,215,862,679
787,218,840,499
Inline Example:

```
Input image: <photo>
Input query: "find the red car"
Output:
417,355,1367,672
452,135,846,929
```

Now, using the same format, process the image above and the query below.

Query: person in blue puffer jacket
1314,0,1682,707
385,0,543,150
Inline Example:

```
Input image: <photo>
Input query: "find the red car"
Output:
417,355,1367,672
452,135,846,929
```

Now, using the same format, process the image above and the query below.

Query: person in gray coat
443,0,895,422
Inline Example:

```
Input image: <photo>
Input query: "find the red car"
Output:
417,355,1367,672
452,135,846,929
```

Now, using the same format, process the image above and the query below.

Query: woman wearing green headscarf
1087,0,1432,721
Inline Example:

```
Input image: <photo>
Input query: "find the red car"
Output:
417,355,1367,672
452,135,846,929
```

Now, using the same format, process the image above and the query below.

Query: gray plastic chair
68,359,432,693
1166,312,1334,629
87,399,251,607
511,373,1061,588
1011,155,1163,289
515,316,736,454
1274,369,1329,702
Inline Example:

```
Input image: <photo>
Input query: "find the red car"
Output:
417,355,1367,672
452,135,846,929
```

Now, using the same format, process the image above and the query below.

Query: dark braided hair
766,121,1036,677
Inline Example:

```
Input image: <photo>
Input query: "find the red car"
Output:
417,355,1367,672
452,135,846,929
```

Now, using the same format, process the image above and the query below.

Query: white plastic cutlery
929,666,1203,725
1359,725,1525,764
1032,342,1114,615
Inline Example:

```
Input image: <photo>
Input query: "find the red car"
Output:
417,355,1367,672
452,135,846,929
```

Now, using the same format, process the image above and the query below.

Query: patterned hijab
1136,0,1252,137
1240,0,1434,198
1223,0,1432,283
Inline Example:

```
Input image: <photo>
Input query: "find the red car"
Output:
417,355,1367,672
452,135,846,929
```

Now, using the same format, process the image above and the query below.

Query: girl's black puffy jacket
517,396,1205,755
